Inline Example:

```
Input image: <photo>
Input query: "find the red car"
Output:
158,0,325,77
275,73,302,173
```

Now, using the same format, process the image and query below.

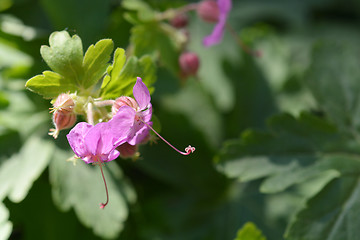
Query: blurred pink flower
202,0,232,47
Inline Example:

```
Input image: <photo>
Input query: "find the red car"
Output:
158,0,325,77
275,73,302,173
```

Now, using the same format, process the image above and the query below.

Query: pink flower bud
197,0,220,23
179,52,200,77
112,96,139,115
49,111,76,139
117,142,138,159
52,93,75,113
49,93,76,139
170,14,189,28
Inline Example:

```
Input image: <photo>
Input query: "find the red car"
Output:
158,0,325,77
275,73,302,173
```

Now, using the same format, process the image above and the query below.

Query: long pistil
141,120,195,155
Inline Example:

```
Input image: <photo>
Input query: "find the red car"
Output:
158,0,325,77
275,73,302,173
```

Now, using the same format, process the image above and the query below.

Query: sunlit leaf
40,31,84,85
101,49,156,99
26,71,78,99
26,31,115,98
82,39,114,89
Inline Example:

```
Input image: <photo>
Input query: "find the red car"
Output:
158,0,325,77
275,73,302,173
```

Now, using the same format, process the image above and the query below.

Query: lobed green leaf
306,41,360,134
0,135,54,203
82,39,114,89
25,71,78,99
286,157,360,240
49,150,136,239
40,31,84,86
101,48,156,99
26,31,114,98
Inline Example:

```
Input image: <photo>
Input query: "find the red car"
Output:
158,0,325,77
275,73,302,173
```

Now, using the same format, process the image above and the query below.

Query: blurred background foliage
1,0,360,239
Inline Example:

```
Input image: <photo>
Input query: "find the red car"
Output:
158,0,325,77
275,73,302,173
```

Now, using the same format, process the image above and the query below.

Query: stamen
97,159,109,209
140,120,195,156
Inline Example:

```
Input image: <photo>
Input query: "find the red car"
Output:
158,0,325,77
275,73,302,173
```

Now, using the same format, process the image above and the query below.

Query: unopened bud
49,111,76,139
179,52,200,77
112,96,139,115
197,0,219,23
52,93,75,113
49,93,76,139
117,142,138,159
170,13,189,28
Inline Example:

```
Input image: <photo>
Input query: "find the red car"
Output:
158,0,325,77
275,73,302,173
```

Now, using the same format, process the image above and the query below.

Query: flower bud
112,96,139,115
179,52,200,77
197,0,220,23
49,93,76,139
170,13,189,28
49,111,76,139
117,142,138,159
52,93,75,113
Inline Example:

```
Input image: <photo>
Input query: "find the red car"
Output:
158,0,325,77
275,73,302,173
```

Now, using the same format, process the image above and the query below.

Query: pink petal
203,13,227,47
84,122,109,157
66,122,93,158
107,149,120,162
110,105,136,145
133,77,151,110
203,0,232,47
127,122,151,145
218,0,232,12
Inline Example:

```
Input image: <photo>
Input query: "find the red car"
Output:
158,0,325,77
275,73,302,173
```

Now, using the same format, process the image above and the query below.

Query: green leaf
161,79,222,147
306,41,360,134
40,31,84,85
82,39,114,89
49,150,136,239
25,71,78,98
235,222,267,240
131,23,182,73
0,135,54,203
285,159,360,240
26,31,115,98
122,0,156,23
216,112,346,193
0,203,12,240
101,49,156,99
101,48,126,90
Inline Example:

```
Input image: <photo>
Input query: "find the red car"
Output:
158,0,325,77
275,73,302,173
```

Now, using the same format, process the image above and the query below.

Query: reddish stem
98,162,109,209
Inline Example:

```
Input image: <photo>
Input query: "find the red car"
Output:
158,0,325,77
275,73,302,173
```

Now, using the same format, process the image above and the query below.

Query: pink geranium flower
112,77,195,156
67,115,132,208
111,77,152,145
203,0,232,47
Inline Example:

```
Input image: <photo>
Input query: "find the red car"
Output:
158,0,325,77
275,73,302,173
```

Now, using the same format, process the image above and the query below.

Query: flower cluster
51,77,195,208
